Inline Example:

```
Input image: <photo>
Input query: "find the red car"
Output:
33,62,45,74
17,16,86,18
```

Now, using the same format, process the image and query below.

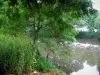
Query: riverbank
0,34,67,75
75,31,100,40
77,38,100,45
38,38,100,75
6,69,66,75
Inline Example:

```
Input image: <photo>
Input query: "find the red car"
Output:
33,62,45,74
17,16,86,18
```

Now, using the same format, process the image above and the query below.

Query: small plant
34,56,56,72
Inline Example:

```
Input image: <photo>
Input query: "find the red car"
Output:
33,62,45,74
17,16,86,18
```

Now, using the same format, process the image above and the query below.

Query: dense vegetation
0,0,97,74
76,12,100,39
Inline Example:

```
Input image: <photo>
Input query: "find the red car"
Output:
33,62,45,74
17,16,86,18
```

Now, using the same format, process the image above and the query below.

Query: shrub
34,57,56,72
76,31,99,38
0,34,35,74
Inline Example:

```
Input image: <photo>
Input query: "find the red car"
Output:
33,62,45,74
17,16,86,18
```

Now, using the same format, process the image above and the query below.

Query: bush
0,34,35,74
34,57,56,72
0,34,59,74
76,31,99,38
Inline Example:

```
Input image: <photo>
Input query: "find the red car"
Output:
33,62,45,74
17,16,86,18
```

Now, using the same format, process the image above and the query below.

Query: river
39,38,100,75
69,39,100,75
56,39,100,75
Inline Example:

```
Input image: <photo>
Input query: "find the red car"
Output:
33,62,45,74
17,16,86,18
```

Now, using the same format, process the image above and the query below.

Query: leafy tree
77,11,100,38
0,0,96,58
95,13,100,36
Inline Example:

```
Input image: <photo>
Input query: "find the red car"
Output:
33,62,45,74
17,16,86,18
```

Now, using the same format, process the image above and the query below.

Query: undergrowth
0,34,61,74
0,34,35,74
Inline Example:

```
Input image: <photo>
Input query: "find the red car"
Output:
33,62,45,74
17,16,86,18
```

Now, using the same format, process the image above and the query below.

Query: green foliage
76,31,99,38
34,57,56,72
0,0,95,42
95,14,100,36
0,34,60,74
77,12,100,38
22,0,94,16
0,34,35,74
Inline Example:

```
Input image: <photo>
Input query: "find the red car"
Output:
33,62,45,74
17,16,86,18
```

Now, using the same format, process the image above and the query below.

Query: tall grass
0,34,62,74
0,34,35,74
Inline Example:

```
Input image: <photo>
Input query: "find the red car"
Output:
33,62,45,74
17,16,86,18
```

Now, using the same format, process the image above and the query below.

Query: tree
19,0,95,40
0,0,96,57
75,10,100,39
95,13,100,37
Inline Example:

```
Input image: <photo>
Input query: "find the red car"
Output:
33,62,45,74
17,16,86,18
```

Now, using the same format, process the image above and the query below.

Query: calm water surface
69,39,100,75
56,39,100,75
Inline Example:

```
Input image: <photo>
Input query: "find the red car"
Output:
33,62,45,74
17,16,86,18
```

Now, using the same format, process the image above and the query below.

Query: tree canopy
0,0,96,41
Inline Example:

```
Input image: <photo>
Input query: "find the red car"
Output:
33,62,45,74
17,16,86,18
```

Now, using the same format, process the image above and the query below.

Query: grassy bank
0,34,35,74
38,38,72,73
0,34,64,75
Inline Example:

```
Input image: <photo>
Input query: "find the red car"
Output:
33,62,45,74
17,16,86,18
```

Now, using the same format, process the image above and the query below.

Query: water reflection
47,39,100,74
70,61,99,75
71,42,100,48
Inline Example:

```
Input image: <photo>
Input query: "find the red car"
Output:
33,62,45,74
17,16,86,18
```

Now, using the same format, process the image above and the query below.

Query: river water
57,39,100,75
69,39,100,75
39,38,100,75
